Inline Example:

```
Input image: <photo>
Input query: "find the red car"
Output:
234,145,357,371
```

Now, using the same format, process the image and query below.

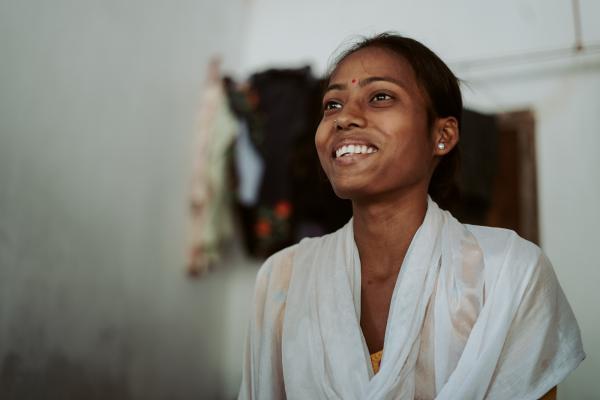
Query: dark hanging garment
226,68,352,257
451,109,499,223
248,67,319,256
250,67,316,203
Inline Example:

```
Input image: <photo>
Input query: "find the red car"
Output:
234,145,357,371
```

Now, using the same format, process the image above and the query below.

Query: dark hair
325,32,462,205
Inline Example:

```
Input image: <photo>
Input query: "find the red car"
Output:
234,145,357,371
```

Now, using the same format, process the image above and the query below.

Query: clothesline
451,0,599,72
451,43,600,72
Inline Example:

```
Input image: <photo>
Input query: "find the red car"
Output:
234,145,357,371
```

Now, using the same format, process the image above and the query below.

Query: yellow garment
370,350,383,374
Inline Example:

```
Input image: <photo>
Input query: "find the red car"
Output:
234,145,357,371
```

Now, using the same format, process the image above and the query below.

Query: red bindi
351,78,357,84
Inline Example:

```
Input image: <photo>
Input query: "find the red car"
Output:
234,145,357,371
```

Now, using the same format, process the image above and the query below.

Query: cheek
314,123,329,158
405,133,436,175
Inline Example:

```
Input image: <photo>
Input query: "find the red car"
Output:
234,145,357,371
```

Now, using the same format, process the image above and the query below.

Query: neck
352,188,428,280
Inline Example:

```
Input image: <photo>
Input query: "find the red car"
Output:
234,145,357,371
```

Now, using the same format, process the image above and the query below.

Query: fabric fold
242,198,584,400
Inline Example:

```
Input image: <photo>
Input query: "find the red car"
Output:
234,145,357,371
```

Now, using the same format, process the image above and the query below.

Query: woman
238,33,584,400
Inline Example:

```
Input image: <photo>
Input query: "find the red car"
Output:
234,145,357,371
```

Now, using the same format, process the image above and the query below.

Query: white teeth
335,144,378,158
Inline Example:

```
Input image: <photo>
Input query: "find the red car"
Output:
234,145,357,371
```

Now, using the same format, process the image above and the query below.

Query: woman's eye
323,100,342,111
371,93,392,102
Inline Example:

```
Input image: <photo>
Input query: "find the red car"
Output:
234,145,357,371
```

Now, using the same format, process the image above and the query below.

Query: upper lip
331,136,379,158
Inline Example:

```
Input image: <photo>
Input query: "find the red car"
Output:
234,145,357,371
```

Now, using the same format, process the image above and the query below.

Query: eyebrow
324,76,408,95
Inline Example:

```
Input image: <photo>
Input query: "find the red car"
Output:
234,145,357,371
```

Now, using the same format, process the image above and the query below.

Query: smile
334,144,378,159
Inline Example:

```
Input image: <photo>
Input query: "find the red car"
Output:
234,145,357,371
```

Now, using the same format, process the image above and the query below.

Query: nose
334,100,366,131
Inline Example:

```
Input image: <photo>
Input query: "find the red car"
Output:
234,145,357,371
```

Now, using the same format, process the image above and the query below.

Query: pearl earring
437,143,446,150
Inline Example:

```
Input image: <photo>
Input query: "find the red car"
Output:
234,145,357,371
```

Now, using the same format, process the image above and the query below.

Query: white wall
2,1,598,398
0,1,250,398
238,0,600,76
234,1,600,398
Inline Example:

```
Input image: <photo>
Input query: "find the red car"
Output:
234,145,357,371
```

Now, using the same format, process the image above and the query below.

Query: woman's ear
433,117,459,155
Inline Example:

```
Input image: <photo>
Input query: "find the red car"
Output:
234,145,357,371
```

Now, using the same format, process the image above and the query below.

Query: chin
330,182,370,201
331,188,352,200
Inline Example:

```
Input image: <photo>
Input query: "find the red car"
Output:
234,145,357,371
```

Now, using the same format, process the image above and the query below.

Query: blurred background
1,0,598,399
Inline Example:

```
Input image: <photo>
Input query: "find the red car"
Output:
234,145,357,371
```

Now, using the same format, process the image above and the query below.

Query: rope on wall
451,0,600,72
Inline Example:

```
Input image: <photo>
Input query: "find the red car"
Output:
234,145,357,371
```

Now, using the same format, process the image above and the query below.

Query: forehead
330,47,417,85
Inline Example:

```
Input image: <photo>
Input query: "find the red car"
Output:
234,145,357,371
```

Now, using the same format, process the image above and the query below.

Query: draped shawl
239,199,584,399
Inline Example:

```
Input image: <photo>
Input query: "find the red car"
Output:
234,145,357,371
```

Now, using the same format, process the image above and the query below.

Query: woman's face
315,46,438,202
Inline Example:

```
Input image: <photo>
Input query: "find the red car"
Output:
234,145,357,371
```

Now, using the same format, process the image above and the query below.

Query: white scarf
276,199,584,399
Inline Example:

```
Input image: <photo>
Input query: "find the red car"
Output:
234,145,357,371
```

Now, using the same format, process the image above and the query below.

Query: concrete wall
0,1,249,399
233,1,600,399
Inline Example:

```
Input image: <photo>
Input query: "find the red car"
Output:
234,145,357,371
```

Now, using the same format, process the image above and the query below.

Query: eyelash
323,101,342,111
372,93,393,102
322,92,394,112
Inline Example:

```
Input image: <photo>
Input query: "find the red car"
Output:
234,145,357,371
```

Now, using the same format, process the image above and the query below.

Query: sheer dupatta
279,198,584,399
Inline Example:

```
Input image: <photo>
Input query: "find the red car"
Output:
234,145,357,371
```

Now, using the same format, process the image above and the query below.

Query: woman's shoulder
254,226,348,296
256,231,333,277
464,224,542,261
255,244,298,293
463,223,545,285
460,225,584,398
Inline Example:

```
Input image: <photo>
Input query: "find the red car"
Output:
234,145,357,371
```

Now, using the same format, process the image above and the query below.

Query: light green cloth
188,81,238,273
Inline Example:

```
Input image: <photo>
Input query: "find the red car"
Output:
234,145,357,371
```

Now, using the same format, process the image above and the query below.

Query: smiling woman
238,33,584,400
316,46,450,205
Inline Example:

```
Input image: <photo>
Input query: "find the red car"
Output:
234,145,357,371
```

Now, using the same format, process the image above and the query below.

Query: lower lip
333,152,376,165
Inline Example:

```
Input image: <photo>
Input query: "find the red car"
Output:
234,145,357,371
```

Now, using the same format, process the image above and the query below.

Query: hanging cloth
187,59,239,275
